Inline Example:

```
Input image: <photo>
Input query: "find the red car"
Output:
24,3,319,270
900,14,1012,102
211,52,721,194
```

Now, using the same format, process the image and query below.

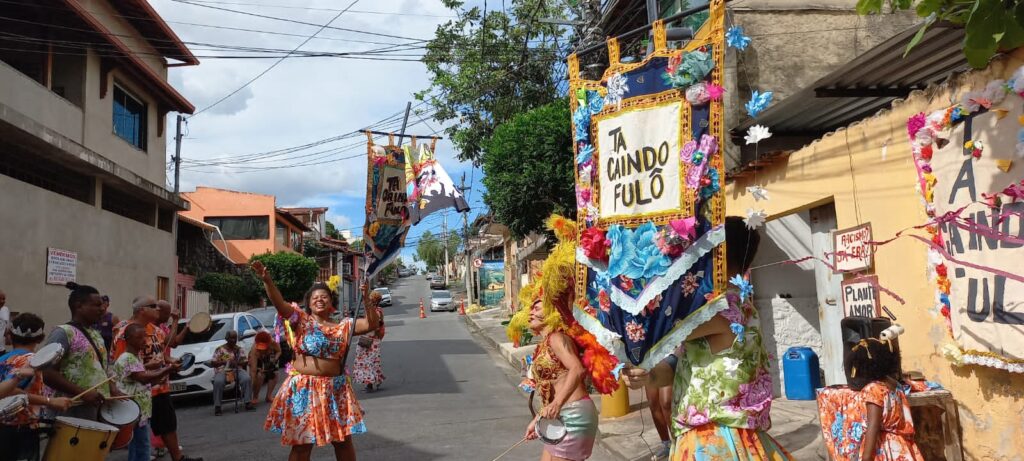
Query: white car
430,290,454,312
373,287,393,306
168,312,268,397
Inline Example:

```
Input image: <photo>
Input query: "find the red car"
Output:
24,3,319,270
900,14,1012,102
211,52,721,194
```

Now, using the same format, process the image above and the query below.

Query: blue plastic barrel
782,347,821,400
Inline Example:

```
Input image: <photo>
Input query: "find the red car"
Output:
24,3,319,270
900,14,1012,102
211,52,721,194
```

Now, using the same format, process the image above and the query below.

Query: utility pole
173,114,183,194
459,173,472,302
442,209,450,285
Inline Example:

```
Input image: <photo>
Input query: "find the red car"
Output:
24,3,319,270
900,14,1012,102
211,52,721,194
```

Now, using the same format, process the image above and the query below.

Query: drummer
40,282,121,420
0,313,73,461
157,300,188,350
113,323,179,461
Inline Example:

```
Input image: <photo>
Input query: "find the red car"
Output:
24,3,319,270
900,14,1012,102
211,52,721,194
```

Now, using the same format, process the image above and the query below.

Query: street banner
910,91,1024,367
405,140,470,225
364,133,410,278
567,0,728,367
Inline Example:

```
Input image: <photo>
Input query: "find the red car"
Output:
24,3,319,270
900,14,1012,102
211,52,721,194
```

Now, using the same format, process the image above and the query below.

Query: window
249,315,264,331
275,222,288,247
292,230,302,251
157,276,169,301
237,316,252,335
0,146,94,204
102,183,155,225
205,216,269,240
113,85,147,150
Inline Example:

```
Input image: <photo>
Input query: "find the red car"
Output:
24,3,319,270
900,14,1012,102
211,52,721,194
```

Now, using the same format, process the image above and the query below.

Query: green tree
325,221,341,239
349,239,365,252
418,0,568,163
195,272,262,308
482,99,575,239
857,0,1024,68
416,231,462,269
250,252,319,302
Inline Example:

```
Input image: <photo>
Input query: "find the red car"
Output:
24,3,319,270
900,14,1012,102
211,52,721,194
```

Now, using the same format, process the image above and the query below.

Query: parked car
430,290,454,312
168,312,268,397
430,276,446,289
373,287,393,306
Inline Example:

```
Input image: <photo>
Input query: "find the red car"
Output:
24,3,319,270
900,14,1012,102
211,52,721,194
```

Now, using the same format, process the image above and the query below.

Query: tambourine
535,417,567,445
0,394,28,422
177,352,196,372
29,343,64,369
187,312,212,334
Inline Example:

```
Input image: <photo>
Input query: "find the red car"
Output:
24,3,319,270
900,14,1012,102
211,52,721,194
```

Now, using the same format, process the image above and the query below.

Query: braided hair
65,281,99,312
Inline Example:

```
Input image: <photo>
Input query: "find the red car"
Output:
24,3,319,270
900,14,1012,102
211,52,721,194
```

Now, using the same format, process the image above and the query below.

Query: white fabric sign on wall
931,99,1024,360
596,103,682,220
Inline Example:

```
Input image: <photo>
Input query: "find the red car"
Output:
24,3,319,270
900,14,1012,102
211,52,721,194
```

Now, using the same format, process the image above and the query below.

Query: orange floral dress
816,383,924,461
264,308,365,446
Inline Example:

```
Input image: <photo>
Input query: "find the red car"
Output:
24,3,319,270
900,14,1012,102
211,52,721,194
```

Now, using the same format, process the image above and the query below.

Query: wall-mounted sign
841,276,880,318
473,258,483,269
833,223,873,273
46,248,77,285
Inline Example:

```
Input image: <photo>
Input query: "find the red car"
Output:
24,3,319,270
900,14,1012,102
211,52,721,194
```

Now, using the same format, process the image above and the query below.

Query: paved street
112,276,616,461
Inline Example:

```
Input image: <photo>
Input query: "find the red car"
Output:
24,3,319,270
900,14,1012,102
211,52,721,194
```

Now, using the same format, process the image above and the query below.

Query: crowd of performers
505,215,926,461
0,215,927,461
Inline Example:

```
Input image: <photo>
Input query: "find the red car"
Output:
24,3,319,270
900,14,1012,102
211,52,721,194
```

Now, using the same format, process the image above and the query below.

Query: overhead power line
174,0,459,18
190,0,361,118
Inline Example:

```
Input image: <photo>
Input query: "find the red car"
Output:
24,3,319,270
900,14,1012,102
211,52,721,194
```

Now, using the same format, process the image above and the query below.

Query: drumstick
490,436,529,461
70,376,115,402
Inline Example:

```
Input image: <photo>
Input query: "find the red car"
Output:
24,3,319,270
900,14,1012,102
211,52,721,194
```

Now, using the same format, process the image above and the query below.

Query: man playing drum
40,283,122,420
211,330,254,415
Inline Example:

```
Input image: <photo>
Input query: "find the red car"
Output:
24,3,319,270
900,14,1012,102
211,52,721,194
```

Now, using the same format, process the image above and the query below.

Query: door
809,203,846,385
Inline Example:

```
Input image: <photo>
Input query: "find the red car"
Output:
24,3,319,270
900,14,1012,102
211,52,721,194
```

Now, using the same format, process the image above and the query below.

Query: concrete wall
79,0,168,76
722,7,918,168
0,175,175,328
0,60,84,142
726,50,1024,460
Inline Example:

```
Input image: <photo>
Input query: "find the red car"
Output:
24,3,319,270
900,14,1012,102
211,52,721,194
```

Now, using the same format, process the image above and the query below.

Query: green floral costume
113,352,152,422
53,324,111,398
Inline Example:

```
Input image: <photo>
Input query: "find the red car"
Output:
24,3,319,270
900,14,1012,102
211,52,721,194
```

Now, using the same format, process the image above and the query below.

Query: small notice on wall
46,248,77,285
841,276,880,317
833,223,873,273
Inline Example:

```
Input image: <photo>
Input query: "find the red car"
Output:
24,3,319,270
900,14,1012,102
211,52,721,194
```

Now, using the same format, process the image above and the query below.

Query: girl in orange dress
819,338,924,461
252,261,381,461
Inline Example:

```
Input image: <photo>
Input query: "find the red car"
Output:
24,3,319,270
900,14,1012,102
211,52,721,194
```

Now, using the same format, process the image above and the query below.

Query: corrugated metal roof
732,22,968,137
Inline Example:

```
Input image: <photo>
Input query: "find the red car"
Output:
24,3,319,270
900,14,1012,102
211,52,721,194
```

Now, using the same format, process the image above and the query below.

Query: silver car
373,287,393,306
430,290,454,312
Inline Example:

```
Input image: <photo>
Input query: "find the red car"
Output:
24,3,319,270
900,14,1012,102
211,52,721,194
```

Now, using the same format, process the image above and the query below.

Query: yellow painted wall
727,50,1024,460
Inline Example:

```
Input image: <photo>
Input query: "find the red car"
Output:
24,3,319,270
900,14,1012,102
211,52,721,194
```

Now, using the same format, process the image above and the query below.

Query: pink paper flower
907,112,926,139
707,83,725,100
625,320,645,342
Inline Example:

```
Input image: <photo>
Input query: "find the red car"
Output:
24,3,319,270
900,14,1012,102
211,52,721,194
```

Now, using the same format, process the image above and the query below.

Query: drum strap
69,323,106,368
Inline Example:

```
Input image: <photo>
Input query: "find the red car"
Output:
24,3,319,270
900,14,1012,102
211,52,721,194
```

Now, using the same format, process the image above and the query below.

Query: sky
149,0,490,268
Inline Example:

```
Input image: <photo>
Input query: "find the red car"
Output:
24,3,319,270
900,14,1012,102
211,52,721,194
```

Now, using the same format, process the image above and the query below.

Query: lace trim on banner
639,295,729,369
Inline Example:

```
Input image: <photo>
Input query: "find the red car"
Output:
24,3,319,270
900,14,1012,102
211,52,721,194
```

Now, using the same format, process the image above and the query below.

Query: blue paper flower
577,144,595,165
939,293,951,307
574,106,591,141
1017,128,1024,143
726,26,751,50
729,274,754,302
587,90,605,114
700,168,720,199
951,106,963,122
611,362,626,380
745,90,773,118
607,223,672,280
730,323,746,343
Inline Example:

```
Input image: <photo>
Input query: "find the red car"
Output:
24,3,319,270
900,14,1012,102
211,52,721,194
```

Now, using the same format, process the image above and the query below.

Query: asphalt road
109,276,616,461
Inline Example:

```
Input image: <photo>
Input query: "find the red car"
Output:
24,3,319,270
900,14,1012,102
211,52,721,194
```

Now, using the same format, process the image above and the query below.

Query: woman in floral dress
624,217,792,460
353,306,385,392
252,261,380,461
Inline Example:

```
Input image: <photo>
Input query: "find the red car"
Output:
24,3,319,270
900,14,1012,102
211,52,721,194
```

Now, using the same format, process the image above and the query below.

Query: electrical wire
172,0,459,18
189,0,361,118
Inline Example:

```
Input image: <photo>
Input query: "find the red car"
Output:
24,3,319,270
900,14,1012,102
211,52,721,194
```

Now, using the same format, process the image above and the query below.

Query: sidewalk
463,308,827,461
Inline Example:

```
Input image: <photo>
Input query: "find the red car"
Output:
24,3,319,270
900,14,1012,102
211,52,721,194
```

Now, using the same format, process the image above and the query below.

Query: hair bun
65,281,80,290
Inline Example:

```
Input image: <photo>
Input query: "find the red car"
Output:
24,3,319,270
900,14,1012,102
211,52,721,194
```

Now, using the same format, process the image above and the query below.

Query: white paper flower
983,79,1007,105
744,125,772,145
746,185,769,202
960,90,983,112
744,209,767,229
604,73,629,110
371,145,386,156
914,126,935,147
1016,142,1024,159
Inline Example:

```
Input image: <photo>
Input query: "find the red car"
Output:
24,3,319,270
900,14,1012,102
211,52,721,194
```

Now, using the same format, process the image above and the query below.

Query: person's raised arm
353,286,381,335
131,363,178,385
251,261,294,319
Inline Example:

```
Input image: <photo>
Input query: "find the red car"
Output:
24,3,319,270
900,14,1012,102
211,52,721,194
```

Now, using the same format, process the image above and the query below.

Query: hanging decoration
405,140,470,225
907,66,1024,373
725,25,751,50
745,90,773,118
363,132,411,278
744,125,772,145
744,209,767,229
566,0,729,368
747,185,769,201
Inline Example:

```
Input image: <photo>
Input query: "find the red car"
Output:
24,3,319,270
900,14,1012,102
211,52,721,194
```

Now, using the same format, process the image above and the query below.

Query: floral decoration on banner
725,25,751,50
745,90,773,118
700,168,721,200
654,217,697,258
607,222,672,280
744,125,772,145
580,227,611,263
577,144,595,165
663,47,712,90
605,73,629,110
680,134,718,191
729,274,753,302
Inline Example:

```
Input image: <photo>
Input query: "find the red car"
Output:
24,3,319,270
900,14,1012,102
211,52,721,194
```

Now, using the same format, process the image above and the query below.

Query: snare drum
536,418,568,445
42,417,118,461
0,394,28,422
99,398,140,451
29,343,64,369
